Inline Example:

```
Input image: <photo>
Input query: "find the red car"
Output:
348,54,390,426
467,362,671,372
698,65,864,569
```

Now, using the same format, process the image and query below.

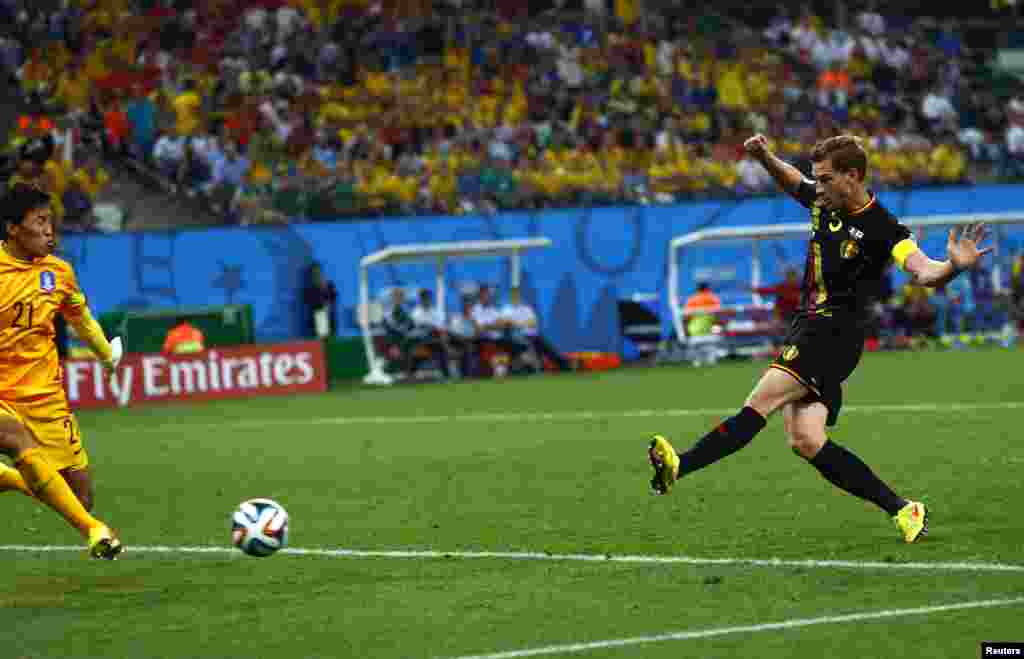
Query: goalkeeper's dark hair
810,135,868,181
2,183,52,231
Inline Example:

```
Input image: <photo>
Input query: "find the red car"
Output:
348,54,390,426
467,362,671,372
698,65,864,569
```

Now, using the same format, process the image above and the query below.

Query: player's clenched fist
743,134,770,158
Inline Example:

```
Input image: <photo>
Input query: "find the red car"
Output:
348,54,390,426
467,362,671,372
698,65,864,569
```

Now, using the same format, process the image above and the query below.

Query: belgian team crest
40,271,56,292
840,240,860,260
781,345,799,361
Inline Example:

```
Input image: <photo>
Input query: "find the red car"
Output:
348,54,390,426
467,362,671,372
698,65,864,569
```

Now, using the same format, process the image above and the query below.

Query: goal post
668,212,1024,343
358,238,552,385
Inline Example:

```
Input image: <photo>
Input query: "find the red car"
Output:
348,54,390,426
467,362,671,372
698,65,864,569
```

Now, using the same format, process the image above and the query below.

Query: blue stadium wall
60,184,1024,356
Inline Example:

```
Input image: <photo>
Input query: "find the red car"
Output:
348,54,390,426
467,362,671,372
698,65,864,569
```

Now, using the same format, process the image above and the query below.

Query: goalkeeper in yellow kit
0,184,123,559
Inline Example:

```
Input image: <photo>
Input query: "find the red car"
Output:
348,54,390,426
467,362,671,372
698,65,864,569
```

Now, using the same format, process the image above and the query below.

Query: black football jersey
793,179,913,317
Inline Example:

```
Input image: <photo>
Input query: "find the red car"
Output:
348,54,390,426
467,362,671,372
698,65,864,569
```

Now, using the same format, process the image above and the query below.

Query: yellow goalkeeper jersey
0,243,88,400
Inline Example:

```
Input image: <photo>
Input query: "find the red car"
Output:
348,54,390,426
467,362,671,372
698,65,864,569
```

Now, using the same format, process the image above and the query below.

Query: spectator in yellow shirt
905,144,933,185
532,158,565,205
64,154,110,231
84,2,118,32
502,86,528,125
869,146,899,188
928,138,967,183
674,48,696,81
44,157,70,222
364,69,392,99
561,151,592,201
173,79,203,137
594,158,623,203
680,107,713,143
54,63,93,118
615,0,639,25
13,158,69,224
69,156,111,202
716,60,750,114
745,61,776,109
428,166,458,214
473,91,501,128
83,39,111,84
648,149,688,201
444,46,469,73
9,138,66,221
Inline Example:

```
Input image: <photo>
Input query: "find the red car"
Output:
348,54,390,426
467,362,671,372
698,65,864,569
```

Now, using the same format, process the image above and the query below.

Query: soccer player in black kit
649,134,992,543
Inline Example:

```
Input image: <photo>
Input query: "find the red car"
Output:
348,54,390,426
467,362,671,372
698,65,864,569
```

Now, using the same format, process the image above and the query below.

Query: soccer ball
231,498,289,557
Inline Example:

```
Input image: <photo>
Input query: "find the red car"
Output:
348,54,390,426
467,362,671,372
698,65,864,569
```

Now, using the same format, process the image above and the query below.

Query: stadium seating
5,1,1024,228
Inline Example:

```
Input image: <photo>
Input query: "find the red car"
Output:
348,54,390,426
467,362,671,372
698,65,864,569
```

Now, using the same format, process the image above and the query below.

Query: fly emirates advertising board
64,341,328,409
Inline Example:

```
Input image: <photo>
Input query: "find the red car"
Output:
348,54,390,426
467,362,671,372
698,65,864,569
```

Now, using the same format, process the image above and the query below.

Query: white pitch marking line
2,545,1024,574
442,597,1024,659
128,401,1024,430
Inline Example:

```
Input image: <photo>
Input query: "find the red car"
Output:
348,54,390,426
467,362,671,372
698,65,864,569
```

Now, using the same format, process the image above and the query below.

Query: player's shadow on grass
3,575,150,608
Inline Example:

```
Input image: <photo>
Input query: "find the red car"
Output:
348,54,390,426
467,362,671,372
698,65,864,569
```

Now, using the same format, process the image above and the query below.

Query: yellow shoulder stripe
891,239,918,269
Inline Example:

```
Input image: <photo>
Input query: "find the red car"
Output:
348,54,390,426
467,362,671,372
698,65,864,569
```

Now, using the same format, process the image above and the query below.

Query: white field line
2,545,1018,658
2,544,1024,574
131,401,1024,430
443,597,1024,659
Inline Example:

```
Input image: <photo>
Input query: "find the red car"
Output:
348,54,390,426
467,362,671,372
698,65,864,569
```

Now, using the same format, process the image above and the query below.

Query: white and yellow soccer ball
231,498,289,557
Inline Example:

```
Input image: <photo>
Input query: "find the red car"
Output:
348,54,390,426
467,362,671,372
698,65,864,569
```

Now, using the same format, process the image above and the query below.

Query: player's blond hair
810,135,868,181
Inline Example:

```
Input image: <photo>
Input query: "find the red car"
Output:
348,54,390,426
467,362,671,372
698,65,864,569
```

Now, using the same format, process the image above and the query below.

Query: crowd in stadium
3,0,1024,227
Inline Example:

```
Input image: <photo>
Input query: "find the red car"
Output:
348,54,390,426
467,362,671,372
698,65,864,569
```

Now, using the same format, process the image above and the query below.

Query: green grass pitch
1,349,1022,658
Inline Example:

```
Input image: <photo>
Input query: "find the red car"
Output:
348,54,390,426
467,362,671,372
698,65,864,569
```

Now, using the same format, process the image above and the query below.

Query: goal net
358,238,552,384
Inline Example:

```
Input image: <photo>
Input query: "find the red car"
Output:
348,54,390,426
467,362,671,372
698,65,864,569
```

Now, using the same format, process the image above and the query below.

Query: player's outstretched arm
743,134,806,198
67,308,122,372
901,223,992,288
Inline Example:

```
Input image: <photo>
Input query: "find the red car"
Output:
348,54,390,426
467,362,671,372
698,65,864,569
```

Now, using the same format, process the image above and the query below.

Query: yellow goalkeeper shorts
0,395,89,472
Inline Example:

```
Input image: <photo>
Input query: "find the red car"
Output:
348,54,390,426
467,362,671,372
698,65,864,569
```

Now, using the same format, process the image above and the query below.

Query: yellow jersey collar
847,193,876,217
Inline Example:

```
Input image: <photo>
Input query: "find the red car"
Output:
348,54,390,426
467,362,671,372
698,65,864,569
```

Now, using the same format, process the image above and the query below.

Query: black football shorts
770,313,865,426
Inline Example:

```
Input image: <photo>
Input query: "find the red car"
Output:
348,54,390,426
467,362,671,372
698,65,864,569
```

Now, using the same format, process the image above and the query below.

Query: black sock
678,406,767,476
809,440,906,516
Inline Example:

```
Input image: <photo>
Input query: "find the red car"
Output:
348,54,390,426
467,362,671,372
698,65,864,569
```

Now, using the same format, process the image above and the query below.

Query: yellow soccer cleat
648,435,680,495
88,525,124,560
893,501,928,543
